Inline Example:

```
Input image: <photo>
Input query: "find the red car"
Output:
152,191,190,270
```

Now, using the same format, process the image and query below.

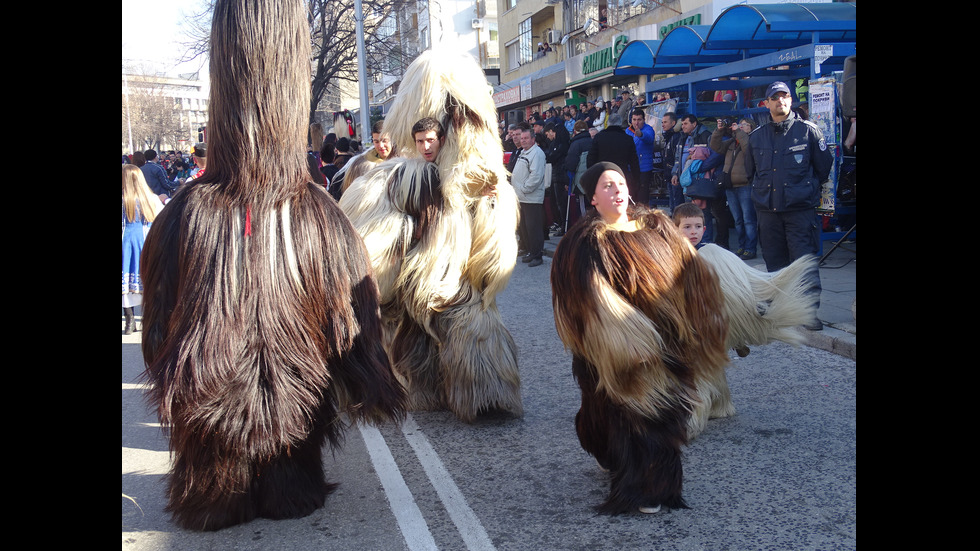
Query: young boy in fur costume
339,49,522,423
139,0,405,531
551,162,819,514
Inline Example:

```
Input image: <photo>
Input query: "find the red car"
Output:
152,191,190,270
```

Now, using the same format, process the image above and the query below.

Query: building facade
123,72,209,154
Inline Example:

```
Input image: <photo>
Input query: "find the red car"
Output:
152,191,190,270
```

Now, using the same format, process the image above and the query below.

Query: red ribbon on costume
245,206,252,237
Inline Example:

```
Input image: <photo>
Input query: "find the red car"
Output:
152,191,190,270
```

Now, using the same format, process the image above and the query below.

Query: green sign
659,14,701,39
582,35,630,75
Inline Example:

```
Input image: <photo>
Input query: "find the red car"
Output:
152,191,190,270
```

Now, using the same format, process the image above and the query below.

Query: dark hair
663,112,677,123
144,149,158,161
372,119,384,134
336,137,350,153
132,151,146,167
630,109,646,120
672,202,704,223
411,117,444,138
681,114,699,125
543,122,557,133
320,142,336,163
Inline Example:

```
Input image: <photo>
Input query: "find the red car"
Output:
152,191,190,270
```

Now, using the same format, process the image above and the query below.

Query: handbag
684,176,724,200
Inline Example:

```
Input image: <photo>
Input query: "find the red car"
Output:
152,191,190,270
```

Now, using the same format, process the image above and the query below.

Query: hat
192,143,207,157
580,161,625,199
765,81,791,98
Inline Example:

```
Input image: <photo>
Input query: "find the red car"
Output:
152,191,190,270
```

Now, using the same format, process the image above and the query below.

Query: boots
123,307,135,335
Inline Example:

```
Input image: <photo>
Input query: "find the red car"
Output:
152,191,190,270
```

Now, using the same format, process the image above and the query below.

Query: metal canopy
613,2,856,108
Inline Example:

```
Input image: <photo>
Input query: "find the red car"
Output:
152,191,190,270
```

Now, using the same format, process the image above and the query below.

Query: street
123,249,856,550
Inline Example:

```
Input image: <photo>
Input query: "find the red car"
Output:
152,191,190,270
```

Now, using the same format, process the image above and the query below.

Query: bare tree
177,0,420,125
123,76,187,153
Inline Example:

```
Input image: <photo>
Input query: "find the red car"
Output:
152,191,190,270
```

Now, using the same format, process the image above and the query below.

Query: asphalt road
122,252,856,550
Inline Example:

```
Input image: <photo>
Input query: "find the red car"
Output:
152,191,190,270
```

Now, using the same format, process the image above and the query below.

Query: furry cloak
139,0,405,531
339,49,522,422
551,206,730,513
551,205,820,513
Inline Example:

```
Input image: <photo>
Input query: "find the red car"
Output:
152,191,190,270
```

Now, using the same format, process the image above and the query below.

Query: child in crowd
672,202,706,249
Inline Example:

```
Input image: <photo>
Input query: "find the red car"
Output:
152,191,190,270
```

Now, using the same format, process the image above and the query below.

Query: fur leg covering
339,49,522,422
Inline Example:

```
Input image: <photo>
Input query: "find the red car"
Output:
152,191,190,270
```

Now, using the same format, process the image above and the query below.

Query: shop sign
493,85,521,108
659,14,701,39
582,35,630,76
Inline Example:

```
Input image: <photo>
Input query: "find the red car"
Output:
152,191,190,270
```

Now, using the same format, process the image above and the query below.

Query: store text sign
582,35,630,76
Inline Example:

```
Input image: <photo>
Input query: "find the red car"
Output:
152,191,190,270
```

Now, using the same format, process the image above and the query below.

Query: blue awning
614,2,855,78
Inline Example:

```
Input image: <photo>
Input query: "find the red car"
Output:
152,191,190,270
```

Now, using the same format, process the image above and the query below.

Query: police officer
745,81,833,330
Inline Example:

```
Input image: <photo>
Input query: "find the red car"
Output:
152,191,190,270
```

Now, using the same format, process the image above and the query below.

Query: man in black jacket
745,81,833,330
586,114,641,198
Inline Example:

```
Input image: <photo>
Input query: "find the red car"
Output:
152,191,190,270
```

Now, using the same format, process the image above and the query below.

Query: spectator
745,81,833,330
563,120,593,227
587,112,640,196
625,108,658,207
141,148,174,202
544,122,570,235
512,127,547,267
711,117,758,259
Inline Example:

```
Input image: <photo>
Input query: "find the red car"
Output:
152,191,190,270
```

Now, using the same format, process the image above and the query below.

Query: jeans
725,185,757,253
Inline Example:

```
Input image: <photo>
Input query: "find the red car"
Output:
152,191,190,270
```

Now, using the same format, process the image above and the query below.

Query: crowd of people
124,80,830,334
496,81,831,300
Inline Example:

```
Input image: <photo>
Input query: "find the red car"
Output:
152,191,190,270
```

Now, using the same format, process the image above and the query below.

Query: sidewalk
542,227,856,360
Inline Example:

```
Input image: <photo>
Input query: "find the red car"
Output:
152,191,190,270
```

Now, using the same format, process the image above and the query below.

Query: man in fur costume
139,0,405,531
339,49,522,423
550,162,817,514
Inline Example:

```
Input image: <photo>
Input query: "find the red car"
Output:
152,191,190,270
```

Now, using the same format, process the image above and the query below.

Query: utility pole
354,0,370,146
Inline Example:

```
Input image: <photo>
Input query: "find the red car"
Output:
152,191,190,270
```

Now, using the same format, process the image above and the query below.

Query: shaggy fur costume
551,205,819,513
551,206,729,513
139,0,405,531
339,49,522,422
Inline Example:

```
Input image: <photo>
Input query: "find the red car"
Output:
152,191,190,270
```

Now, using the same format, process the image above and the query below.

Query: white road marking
359,421,439,551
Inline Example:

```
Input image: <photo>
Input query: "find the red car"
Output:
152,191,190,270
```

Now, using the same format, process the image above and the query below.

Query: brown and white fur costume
139,0,405,531
339,49,522,422
551,204,818,513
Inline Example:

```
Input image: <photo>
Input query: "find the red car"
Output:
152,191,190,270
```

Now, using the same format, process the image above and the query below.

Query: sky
121,0,209,78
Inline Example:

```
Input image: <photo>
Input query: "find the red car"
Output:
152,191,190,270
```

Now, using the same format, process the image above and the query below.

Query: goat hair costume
139,0,405,531
550,205,818,513
339,49,522,422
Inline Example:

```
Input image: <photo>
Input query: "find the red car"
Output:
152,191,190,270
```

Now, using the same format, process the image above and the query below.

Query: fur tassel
697,244,819,349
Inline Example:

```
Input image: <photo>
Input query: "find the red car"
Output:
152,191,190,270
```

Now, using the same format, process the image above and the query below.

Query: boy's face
677,216,705,246
590,169,630,224
414,130,443,162
372,133,392,159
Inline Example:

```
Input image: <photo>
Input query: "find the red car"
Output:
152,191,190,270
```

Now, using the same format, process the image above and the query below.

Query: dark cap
580,161,625,199
765,81,791,98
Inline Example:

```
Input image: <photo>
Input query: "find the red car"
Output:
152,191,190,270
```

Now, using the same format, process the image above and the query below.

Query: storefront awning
614,2,855,80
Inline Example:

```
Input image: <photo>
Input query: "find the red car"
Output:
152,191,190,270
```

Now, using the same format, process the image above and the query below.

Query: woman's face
590,170,630,224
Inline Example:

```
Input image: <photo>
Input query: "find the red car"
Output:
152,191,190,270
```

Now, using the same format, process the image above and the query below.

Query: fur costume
551,205,729,513
139,0,405,531
551,204,819,514
339,49,522,422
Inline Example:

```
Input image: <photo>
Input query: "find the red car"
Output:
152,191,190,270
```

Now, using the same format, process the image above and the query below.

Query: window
518,18,532,65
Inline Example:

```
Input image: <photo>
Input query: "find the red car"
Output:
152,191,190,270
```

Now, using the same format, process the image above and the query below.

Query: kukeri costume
551,162,817,514
139,0,405,531
339,49,522,422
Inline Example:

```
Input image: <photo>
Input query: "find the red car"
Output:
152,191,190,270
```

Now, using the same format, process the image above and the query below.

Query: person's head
588,127,599,138
661,112,677,133
630,109,646,130
336,137,350,153
122,164,161,223
144,149,158,162
621,91,631,100
320,141,336,164
582,162,629,224
738,118,757,134
544,123,557,141
532,119,544,134
131,150,146,167
573,120,588,135
520,128,536,150
680,114,700,135
412,117,445,162
672,202,705,246
191,143,207,167
371,119,392,159
764,81,794,122
570,104,578,115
